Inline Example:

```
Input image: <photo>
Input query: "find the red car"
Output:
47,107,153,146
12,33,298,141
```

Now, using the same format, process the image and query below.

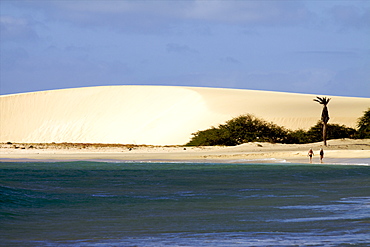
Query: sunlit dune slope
1,86,369,145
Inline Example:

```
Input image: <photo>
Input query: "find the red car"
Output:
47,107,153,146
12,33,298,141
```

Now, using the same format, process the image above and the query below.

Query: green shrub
186,114,289,146
286,129,311,144
356,108,370,139
304,122,357,143
186,127,231,146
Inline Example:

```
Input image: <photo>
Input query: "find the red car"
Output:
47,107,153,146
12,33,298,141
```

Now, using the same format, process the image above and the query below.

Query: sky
1,0,369,97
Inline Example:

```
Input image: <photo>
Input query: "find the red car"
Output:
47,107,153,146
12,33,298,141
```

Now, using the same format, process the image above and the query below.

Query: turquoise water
1,161,369,246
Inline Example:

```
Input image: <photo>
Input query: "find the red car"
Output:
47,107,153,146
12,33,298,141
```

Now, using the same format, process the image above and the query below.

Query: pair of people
308,148,324,163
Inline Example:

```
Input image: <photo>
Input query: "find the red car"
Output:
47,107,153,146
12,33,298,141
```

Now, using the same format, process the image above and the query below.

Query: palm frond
313,96,331,105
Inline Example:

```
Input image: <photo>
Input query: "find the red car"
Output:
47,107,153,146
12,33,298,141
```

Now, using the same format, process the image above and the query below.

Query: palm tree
313,97,331,146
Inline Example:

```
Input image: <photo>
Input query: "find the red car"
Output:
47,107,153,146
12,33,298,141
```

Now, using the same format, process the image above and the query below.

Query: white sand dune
0,86,369,145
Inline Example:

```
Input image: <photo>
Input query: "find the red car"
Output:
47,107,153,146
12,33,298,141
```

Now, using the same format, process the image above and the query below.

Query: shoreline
1,158,369,166
1,139,369,165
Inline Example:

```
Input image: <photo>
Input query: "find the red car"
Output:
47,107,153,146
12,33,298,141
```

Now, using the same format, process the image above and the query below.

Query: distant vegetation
186,109,369,146
288,122,356,144
186,115,289,146
356,108,370,139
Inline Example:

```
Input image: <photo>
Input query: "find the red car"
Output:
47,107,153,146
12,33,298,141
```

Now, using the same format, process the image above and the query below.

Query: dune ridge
1,86,369,145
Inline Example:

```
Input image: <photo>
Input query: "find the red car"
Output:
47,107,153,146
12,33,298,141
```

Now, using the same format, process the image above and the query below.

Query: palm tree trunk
323,122,327,146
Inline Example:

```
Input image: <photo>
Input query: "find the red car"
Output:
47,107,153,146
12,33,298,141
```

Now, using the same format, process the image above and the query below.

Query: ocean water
1,161,369,246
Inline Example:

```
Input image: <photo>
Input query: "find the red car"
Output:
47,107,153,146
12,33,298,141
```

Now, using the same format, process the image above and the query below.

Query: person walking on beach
308,148,314,163
320,148,324,163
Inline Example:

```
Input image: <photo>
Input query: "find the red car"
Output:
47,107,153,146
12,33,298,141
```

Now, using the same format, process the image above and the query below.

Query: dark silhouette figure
308,148,314,163
320,148,324,163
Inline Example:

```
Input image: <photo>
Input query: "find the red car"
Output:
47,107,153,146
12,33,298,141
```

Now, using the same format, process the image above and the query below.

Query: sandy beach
1,139,369,164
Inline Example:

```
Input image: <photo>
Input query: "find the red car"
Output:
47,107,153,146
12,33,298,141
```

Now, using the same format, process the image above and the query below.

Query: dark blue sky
1,0,369,97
